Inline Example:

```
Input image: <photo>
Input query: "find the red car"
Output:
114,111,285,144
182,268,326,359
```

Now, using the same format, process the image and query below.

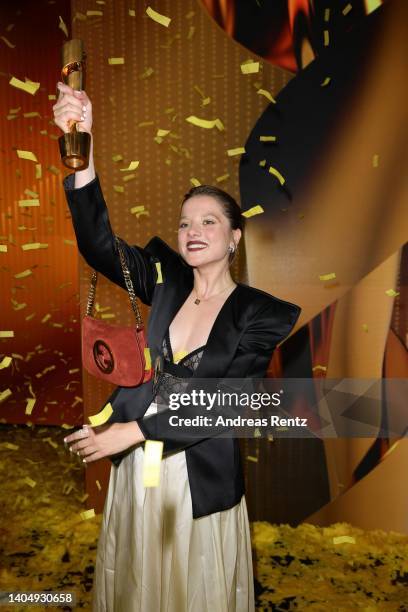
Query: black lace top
153,329,206,401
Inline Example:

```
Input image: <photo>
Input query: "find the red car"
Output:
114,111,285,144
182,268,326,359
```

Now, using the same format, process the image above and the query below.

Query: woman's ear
232,228,242,247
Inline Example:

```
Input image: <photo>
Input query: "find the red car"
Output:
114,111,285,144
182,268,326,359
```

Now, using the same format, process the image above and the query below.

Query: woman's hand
64,422,145,463
53,82,93,134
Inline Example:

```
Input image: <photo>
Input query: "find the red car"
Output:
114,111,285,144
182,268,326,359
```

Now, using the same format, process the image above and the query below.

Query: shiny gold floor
0,425,407,612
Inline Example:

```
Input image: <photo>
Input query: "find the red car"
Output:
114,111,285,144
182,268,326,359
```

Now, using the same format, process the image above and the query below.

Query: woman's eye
203,219,215,225
179,222,187,229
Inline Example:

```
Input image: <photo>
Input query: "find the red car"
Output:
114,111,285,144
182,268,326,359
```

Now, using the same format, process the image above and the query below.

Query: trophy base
59,131,91,170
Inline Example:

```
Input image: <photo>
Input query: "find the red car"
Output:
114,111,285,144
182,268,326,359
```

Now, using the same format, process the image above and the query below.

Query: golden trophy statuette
58,39,91,170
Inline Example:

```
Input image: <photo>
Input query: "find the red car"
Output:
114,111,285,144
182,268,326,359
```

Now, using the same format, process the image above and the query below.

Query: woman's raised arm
53,83,158,305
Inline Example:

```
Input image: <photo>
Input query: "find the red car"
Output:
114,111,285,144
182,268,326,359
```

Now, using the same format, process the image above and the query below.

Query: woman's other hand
53,82,93,134
64,422,145,463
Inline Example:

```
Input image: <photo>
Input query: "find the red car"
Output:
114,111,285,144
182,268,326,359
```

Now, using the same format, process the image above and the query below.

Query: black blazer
64,174,301,518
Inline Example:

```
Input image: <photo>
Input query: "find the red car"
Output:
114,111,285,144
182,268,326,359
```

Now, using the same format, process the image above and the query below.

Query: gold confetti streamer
58,15,69,37
240,60,260,74
259,160,266,167
0,36,15,48
0,357,12,369
362,324,369,332
87,10,103,17
122,173,136,182
260,136,277,142
321,77,331,87
0,245,7,253
333,535,355,544
23,112,41,118
9,76,40,95
21,243,48,251
216,173,229,183
155,261,163,283
342,4,352,15
24,189,38,198
129,9,136,17
80,509,96,520
114,185,124,193
23,477,36,488
41,314,51,323
0,389,12,403
144,348,151,370
108,57,125,65
139,67,154,79
186,116,224,131
1,442,19,450
112,154,123,162
88,402,113,426
246,455,258,463
130,205,145,215
372,154,379,167
143,440,164,487
324,8,330,21
324,30,329,46
25,398,36,415
385,289,399,297
0,330,14,338
146,6,171,28
120,161,139,172
18,199,40,207
190,178,201,187
312,365,327,372
319,272,336,281
242,205,264,218
96,480,102,490
17,150,38,162
227,147,245,157
269,166,286,185
257,89,276,103
35,164,42,179
47,165,60,175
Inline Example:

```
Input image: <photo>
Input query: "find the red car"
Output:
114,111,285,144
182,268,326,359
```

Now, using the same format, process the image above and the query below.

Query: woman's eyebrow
179,212,219,220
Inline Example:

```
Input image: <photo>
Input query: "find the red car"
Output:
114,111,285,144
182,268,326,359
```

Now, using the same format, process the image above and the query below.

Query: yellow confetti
48,94,56,100
146,6,171,28
362,324,369,332
246,455,258,463
14,268,33,278
47,165,60,175
216,173,229,183
1,442,19,450
114,185,125,193
64,239,75,246
312,365,327,372
25,398,36,415
35,164,42,179
62,423,75,429
333,535,355,545
80,508,96,520
108,57,125,65
186,116,224,131
143,440,164,487
24,189,38,198
21,243,48,251
88,402,113,426
342,3,352,15
100,313,115,319
324,8,331,21
139,67,154,79
257,89,276,103
240,60,260,74
144,348,151,370
18,199,40,207
17,150,38,162
227,147,246,157
319,272,336,281
120,161,139,172
58,15,69,37
130,205,145,215
385,289,399,297
23,112,41,118
321,77,331,87
324,30,329,46
122,173,136,182
0,330,14,338
187,26,195,40
0,389,12,403
23,476,36,488
87,10,103,17
9,76,40,95
259,159,266,167
0,35,15,48
41,314,51,323
372,154,379,167
112,154,123,162
0,245,7,253
190,178,201,187
155,261,163,283
242,205,264,218
173,350,188,364
96,479,102,490
129,9,136,17
259,136,277,142
0,357,12,369
269,166,286,185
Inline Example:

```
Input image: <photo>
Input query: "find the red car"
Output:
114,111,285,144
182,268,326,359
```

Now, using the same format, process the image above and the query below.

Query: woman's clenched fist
53,81,93,134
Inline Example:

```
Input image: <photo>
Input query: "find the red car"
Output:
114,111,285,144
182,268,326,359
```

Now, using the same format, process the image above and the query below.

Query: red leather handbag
81,236,153,387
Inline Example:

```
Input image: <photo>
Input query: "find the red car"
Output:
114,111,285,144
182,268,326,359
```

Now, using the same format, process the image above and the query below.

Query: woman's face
178,195,241,268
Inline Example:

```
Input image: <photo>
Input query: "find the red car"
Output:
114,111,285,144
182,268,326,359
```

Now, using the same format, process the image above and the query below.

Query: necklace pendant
194,298,201,305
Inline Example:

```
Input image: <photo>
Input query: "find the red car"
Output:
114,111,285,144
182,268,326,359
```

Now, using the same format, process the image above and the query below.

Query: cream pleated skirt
92,406,255,612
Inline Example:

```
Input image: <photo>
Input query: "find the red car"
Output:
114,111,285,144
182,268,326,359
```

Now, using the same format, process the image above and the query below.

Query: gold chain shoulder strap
85,236,143,330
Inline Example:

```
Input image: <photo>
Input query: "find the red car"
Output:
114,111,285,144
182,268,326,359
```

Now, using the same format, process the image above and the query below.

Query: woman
55,82,301,612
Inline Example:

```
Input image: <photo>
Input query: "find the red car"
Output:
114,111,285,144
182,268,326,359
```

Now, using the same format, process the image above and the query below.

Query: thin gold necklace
193,282,236,305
